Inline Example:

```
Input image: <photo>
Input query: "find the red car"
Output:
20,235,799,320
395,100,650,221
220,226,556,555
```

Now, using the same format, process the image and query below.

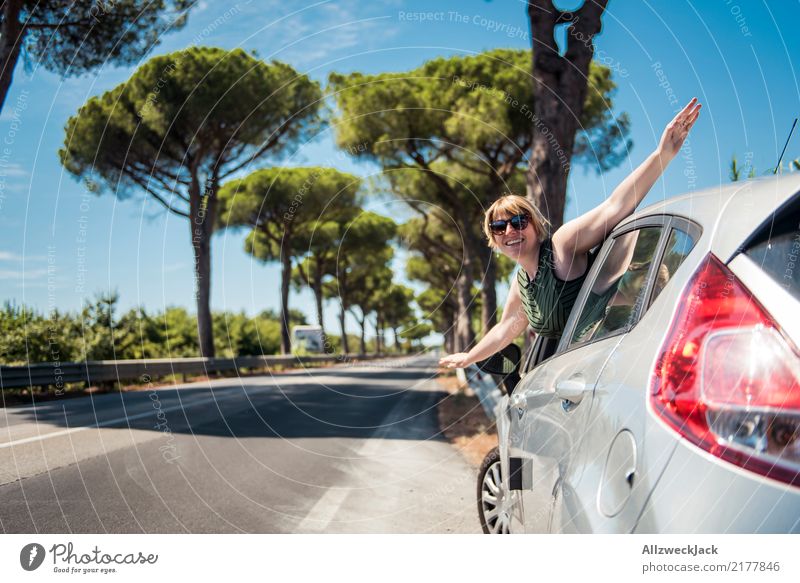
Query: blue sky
1,0,799,338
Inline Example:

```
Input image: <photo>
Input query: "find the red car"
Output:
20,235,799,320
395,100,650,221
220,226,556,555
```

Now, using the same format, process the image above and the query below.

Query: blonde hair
483,194,550,249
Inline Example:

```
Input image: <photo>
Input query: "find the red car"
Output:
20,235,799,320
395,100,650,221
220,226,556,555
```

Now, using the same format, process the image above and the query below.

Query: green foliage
400,215,463,278
329,48,630,178
572,64,633,172
314,210,398,352
77,291,120,360
414,287,454,334
258,308,308,327
292,219,342,287
218,166,362,353
14,1,193,77
0,296,303,365
59,46,325,357
321,333,360,355
0,302,81,365
292,214,359,333
399,322,434,344
213,312,282,358
323,211,398,312
218,166,361,259
495,253,516,281
377,284,416,330
730,155,742,182
329,48,618,348
400,215,463,313
729,153,758,182
112,308,166,360
158,307,201,356
60,46,324,216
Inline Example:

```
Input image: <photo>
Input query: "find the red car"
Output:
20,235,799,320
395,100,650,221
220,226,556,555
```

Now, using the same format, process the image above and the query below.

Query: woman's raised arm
553,98,702,258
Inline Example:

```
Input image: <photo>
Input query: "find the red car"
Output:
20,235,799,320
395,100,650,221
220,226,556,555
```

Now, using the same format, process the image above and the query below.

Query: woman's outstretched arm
439,276,530,369
553,98,702,258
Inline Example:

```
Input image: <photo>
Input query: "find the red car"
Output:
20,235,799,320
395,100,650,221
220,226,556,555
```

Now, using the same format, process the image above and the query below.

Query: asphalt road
0,355,480,533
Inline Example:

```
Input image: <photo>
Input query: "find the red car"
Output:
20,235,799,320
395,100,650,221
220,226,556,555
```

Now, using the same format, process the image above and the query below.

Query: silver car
477,174,800,534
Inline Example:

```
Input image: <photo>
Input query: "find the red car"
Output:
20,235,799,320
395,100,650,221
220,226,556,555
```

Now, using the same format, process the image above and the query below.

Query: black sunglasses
489,213,529,236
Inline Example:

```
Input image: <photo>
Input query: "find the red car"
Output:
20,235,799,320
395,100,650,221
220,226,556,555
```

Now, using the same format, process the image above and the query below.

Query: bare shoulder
509,272,521,296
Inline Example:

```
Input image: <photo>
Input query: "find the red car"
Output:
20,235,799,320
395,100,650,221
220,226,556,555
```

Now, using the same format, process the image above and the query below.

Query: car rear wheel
478,446,511,534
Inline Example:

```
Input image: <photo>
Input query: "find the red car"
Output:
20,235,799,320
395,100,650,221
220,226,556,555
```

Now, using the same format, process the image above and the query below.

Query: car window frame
520,332,560,375
645,215,703,312
554,215,672,357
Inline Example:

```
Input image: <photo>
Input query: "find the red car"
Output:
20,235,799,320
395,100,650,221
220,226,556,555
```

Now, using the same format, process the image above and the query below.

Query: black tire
477,445,509,534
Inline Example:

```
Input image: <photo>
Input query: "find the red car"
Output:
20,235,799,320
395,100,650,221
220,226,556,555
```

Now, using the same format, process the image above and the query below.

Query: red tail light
651,253,800,487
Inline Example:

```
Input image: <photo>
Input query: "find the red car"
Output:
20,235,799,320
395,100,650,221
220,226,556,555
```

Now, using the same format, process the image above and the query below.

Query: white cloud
0,162,30,178
252,0,398,66
0,268,49,279
0,251,46,261
163,262,188,273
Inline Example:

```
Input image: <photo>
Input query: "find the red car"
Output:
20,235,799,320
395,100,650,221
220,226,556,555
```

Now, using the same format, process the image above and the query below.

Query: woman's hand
439,352,473,369
657,97,702,161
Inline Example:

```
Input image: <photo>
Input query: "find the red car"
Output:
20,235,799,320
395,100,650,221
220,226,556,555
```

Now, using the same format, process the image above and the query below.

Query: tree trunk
378,317,386,354
338,301,349,355
479,248,498,334
526,0,608,230
279,235,292,355
0,0,24,115
454,269,475,352
453,241,477,352
190,174,216,358
312,269,326,338
358,315,367,355
392,327,399,351
462,227,496,336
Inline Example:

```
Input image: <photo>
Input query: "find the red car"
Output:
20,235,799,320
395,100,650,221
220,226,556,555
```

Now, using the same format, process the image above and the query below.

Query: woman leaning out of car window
439,98,702,369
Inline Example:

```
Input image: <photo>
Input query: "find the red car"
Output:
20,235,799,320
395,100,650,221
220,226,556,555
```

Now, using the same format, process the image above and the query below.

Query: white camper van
292,325,324,353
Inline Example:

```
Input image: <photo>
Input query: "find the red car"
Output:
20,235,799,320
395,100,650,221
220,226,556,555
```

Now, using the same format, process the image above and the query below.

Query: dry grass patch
436,369,498,467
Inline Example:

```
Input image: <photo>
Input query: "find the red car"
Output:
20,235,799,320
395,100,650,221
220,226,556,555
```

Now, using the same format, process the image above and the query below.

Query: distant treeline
0,293,374,366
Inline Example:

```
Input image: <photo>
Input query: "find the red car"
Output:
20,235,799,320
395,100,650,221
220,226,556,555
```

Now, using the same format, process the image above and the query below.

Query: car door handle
510,390,558,413
555,379,591,404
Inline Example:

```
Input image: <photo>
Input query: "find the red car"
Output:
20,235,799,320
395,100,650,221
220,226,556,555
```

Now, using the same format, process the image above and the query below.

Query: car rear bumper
633,438,800,533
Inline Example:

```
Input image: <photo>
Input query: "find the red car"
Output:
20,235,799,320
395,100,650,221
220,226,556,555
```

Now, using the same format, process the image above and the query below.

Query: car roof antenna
774,117,798,174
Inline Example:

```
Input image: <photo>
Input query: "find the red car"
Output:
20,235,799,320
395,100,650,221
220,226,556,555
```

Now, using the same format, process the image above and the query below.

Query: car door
550,217,699,533
509,228,643,533
513,332,625,532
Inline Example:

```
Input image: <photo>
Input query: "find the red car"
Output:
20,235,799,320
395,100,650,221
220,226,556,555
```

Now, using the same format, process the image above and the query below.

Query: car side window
569,227,663,348
649,227,696,305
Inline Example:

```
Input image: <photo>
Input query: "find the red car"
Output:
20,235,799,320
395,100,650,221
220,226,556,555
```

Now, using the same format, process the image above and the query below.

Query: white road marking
295,377,431,532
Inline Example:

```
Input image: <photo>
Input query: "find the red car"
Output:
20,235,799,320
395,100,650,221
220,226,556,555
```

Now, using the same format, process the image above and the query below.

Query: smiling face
492,213,537,261
483,195,549,262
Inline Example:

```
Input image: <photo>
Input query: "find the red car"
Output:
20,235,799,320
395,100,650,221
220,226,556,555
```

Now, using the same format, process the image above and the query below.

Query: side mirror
476,344,521,395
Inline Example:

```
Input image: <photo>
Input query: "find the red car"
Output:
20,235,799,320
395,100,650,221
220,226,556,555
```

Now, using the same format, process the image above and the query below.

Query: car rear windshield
743,192,800,301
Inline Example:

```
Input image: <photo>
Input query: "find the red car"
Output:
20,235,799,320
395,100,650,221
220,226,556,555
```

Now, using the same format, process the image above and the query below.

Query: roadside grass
436,369,497,467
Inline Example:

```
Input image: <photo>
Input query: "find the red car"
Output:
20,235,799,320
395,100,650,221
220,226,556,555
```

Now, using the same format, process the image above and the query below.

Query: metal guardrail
0,354,384,390
457,364,504,421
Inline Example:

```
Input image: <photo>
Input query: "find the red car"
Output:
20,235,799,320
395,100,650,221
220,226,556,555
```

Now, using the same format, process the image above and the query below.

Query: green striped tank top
516,239,589,338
